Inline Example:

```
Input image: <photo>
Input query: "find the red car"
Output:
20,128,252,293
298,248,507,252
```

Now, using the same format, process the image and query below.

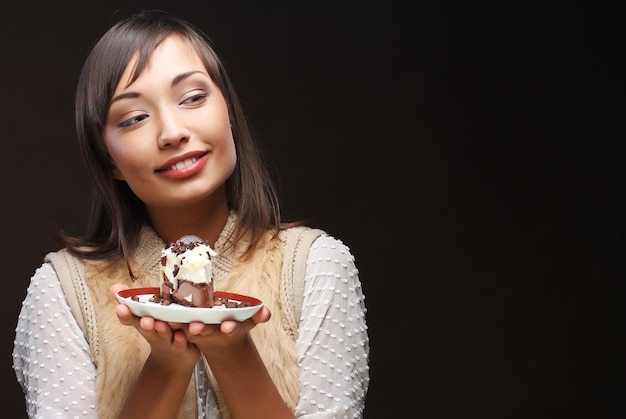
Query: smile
167,157,198,171
157,152,209,180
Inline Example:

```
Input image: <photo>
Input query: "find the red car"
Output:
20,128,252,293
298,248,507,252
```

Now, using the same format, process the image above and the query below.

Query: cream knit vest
45,214,323,418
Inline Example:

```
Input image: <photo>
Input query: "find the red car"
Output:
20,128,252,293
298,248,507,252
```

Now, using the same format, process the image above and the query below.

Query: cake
160,235,217,308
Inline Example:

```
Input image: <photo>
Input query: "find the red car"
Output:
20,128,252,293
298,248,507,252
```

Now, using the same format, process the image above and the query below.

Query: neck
146,199,230,247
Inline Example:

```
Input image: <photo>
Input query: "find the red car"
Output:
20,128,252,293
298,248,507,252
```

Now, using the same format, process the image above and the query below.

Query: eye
118,113,149,128
181,92,208,105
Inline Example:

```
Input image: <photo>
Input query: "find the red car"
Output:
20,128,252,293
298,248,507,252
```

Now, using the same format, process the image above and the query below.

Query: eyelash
117,93,209,128
184,93,208,104
119,114,148,128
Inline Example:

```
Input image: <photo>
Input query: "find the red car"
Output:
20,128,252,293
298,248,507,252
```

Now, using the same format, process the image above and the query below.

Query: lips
165,156,199,171
157,151,209,179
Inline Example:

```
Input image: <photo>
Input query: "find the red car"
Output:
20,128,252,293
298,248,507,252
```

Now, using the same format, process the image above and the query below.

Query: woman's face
103,35,236,211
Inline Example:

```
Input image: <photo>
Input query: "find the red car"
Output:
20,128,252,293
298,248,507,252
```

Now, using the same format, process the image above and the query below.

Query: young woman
12,10,369,419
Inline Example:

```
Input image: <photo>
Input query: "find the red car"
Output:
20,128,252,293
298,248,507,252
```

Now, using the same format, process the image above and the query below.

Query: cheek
201,106,237,172
104,130,144,171
104,128,122,161
103,130,124,177
104,132,146,182
224,146,237,179
220,130,237,174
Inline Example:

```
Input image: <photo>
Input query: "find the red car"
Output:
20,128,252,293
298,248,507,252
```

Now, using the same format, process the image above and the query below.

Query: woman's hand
184,305,271,353
109,283,200,372
109,284,200,418
109,283,272,373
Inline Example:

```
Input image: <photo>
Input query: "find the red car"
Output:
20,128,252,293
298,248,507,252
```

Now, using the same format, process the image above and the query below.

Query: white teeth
170,157,197,170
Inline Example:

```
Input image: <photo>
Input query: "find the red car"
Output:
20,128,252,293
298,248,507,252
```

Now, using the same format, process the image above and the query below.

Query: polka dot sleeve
295,235,370,418
12,262,98,418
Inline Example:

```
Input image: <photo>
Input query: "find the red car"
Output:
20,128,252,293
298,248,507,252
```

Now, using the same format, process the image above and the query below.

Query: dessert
160,235,217,308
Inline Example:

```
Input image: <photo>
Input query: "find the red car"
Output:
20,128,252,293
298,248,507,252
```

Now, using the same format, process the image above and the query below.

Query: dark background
1,1,623,418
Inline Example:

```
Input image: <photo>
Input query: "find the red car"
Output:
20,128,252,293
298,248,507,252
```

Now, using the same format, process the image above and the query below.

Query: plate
116,287,263,324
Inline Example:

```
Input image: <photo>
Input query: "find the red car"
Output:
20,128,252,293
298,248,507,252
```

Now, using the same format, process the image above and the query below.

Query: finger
251,306,271,324
109,283,129,299
188,321,209,336
153,320,179,344
172,330,189,347
116,303,138,325
154,320,170,334
139,316,157,332
220,320,238,334
168,322,186,331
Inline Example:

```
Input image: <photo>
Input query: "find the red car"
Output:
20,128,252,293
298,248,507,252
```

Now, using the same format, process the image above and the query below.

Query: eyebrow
171,70,205,87
109,70,207,105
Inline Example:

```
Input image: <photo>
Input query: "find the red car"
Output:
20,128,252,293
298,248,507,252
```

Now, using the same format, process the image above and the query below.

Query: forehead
151,35,203,65
118,35,206,90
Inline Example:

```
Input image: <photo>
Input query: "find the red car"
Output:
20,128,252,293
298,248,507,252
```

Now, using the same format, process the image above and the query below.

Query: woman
12,9,369,419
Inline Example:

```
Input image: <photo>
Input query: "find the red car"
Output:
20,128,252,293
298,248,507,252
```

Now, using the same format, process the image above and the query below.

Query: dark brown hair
60,10,283,265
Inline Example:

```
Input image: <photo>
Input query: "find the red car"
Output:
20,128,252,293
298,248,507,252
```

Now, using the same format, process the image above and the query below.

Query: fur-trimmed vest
45,215,323,418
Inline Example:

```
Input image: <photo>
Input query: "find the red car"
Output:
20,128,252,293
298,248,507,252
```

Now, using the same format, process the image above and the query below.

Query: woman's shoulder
279,225,356,263
20,259,67,312
308,233,356,263
31,259,59,281
44,247,86,275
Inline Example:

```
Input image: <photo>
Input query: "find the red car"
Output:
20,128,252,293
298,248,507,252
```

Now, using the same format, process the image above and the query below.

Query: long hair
59,10,282,266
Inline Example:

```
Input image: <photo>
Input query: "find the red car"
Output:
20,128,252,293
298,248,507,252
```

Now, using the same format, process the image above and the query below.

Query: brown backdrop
1,1,623,418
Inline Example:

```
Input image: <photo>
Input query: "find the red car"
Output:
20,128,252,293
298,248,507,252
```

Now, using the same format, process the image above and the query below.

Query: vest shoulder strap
279,226,325,338
44,249,100,358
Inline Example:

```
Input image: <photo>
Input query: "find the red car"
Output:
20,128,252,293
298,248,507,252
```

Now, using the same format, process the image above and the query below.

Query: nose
157,108,190,148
